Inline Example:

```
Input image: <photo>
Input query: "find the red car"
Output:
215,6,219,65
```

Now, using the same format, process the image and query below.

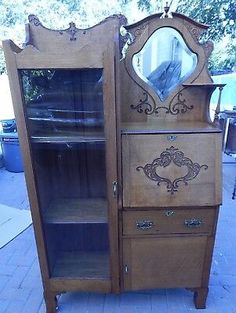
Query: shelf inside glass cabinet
31,129,105,143
44,198,107,224
52,251,110,279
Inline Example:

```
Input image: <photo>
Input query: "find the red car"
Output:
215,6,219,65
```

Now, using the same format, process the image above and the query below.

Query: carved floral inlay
130,91,193,115
136,146,208,194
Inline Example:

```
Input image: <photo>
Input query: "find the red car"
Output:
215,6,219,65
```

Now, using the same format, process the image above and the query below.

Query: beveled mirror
132,27,198,101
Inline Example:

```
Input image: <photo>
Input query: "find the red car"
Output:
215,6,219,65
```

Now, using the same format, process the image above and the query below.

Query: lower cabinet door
122,236,208,290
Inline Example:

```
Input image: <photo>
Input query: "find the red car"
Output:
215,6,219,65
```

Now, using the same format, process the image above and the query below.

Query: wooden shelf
183,83,226,88
121,121,221,134
52,251,110,279
31,130,105,143
44,198,108,224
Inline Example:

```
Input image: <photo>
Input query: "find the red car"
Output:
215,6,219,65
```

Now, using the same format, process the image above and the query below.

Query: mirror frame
121,13,213,115
132,27,198,102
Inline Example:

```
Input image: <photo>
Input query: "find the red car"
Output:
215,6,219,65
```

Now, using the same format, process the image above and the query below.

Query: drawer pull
165,210,175,217
136,220,154,230
112,181,118,198
167,135,177,141
184,218,202,228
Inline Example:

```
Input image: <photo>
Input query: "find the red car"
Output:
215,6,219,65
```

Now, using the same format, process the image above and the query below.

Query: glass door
20,69,110,279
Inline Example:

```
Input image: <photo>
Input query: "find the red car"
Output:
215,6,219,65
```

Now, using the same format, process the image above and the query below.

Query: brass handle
136,220,154,230
167,135,177,141
165,210,175,217
112,181,118,198
184,218,202,228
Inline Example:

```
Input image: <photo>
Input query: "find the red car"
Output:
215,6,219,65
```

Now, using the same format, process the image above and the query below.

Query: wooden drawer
123,208,217,235
122,133,222,207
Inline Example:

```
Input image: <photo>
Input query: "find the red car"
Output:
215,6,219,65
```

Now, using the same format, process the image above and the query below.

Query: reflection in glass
133,27,198,101
20,69,104,139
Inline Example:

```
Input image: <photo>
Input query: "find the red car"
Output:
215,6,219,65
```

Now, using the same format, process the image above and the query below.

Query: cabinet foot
44,290,58,313
193,287,208,309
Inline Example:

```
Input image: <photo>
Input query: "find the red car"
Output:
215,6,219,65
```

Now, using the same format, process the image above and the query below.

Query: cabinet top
121,121,222,134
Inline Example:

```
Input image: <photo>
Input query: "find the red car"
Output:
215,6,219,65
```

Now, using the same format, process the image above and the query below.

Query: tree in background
135,0,236,73
0,0,235,74
176,0,236,73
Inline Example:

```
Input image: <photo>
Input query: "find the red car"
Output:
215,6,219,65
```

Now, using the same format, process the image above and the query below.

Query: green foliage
137,0,152,11
135,0,236,72
0,49,6,74
0,0,235,74
176,0,236,73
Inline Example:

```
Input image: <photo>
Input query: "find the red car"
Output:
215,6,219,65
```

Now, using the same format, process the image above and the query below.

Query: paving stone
103,294,120,313
22,288,44,313
4,299,26,313
0,299,9,312
3,266,30,289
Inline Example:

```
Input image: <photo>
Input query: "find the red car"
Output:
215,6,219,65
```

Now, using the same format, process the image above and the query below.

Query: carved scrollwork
169,92,194,115
28,15,42,26
66,22,77,41
130,92,193,115
134,24,147,37
28,15,78,41
58,22,78,41
183,20,203,42
130,92,156,114
202,41,214,58
136,146,208,194
127,24,148,44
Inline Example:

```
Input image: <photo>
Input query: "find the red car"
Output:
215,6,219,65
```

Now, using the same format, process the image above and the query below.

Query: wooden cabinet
3,14,123,313
118,9,224,310
3,8,223,313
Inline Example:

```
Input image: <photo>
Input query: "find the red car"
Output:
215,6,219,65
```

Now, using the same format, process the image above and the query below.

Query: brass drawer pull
112,181,118,198
167,135,177,141
136,220,154,230
184,218,202,228
165,210,175,217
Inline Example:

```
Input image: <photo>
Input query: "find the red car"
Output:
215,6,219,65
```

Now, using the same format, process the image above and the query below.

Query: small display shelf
31,130,105,143
44,198,107,224
52,251,110,279
121,121,221,134
182,83,226,88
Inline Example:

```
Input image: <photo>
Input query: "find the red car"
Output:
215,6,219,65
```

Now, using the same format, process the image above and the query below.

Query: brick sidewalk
0,161,235,313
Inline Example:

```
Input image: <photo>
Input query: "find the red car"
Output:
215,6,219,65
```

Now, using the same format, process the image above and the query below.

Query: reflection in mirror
133,27,198,101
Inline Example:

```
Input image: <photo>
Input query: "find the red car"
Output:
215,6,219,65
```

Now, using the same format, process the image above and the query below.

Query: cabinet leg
44,290,58,313
193,287,208,309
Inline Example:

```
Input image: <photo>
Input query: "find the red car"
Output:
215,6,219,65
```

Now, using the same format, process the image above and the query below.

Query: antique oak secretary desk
3,8,224,312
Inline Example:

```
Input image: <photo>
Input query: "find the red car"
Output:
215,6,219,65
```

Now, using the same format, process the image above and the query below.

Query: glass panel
20,69,110,279
132,27,198,101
